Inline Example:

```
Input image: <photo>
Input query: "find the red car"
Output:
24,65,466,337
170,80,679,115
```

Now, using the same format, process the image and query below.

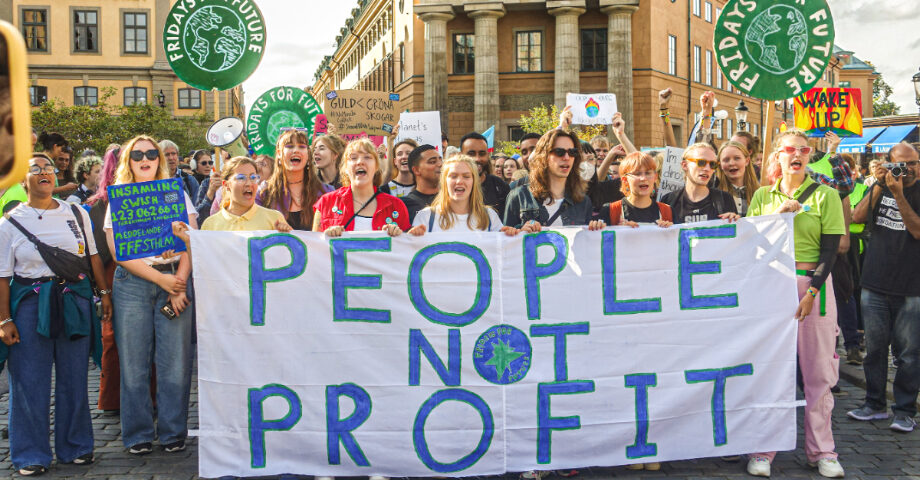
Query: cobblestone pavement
0,357,916,480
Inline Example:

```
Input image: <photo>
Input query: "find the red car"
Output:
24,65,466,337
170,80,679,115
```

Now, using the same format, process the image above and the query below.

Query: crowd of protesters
0,87,916,478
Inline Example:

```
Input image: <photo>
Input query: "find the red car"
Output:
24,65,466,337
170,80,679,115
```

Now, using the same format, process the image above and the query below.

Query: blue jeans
837,294,860,350
112,266,192,447
861,289,920,417
7,295,93,468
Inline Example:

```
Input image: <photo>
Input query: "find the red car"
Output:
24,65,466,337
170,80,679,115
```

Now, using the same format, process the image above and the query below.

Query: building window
399,43,406,83
693,45,701,83
716,8,722,20
452,33,474,74
839,81,851,88
22,9,48,52
178,88,201,109
124,87,147,106
30,86,48,106
508,125,525,142
73,10,98,52
705,50,712,85
123,12,148,54
692,0,701,16
668,35,677,76
717,72,723,89
580,28,606,72
515,31,543,72
74,87,98,106
727,119,733,135
704,2,712,22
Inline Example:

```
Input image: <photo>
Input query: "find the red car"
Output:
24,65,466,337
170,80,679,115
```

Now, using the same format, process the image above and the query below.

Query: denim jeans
836,294,860,350
112,266,192,447
861,289,920,417
7,295,93,468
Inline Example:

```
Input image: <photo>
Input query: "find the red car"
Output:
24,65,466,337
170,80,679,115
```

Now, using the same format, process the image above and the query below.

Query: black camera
883,162,908,177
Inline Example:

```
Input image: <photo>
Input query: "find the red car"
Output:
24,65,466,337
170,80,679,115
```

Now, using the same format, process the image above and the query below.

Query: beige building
1,0,244,119
314,0,879,149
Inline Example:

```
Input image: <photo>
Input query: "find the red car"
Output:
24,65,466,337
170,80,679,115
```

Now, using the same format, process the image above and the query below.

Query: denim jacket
503,184,593,228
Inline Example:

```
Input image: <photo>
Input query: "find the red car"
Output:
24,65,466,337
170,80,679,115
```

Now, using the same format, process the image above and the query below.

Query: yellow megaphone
0,20,32,189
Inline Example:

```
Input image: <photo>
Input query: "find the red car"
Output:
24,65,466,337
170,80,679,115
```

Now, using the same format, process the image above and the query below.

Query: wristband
0,318,13,327
97,289,112,296
807,286,819,298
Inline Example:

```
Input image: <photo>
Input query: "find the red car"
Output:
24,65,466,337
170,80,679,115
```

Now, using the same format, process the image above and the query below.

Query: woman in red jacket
313,138,410,236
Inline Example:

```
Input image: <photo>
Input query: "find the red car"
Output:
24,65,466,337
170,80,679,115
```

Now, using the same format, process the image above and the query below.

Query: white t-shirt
103,194,197,265
387,180,414,198
412,207,502,232
543,197,565,226
0,200,97,278
352,215,374,232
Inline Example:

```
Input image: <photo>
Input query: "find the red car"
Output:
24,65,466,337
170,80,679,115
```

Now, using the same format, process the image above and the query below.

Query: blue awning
837,127,886,153
870,124,917,153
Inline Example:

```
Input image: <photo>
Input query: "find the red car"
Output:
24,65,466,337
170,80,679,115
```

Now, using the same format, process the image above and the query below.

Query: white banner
191,215,800,478
566,93,617,125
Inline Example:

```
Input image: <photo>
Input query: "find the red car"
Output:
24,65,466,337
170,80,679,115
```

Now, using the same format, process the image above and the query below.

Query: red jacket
314,186,411,232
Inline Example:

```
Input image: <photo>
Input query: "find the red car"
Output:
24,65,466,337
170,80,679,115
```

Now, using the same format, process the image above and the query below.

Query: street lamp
913,68,920,133
156,89,166,108
735,99,749,132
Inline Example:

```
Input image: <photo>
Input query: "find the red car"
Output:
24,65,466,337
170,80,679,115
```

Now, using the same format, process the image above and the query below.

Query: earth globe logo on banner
473,325,532,385
164,0,265,91
714,0,834,101
246,86,324,156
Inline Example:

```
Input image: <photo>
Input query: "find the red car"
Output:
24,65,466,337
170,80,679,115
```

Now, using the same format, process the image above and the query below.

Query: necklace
29,202,53,220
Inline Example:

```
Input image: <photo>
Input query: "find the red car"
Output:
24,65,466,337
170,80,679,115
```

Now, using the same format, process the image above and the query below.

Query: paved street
0,358,916,480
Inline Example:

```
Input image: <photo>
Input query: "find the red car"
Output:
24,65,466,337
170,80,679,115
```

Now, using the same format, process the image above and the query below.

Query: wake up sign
108,178,189,261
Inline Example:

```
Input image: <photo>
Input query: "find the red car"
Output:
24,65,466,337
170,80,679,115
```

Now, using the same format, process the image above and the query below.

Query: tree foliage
32,87,211,155
871,71,900,117
516,104,607,145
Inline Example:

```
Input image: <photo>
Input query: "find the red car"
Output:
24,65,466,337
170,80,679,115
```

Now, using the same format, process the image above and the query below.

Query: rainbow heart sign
566,93,617,125
793,88,863,138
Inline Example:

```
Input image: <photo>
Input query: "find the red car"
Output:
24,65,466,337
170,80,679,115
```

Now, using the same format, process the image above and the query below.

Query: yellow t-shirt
201,204,285,231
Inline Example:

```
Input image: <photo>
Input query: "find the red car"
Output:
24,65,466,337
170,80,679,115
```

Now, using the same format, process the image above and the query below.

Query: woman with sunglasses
191,150,213,185
313,138,410,237
0,154,112,476
103,136,198,456
408,155,516,235
745,129,845,479
258,130,333,231
661,143,739,224
600,151,672,229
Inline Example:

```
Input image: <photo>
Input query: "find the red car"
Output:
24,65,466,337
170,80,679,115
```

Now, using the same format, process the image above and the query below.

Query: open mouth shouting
37,177,52,185
788,158,804,171
353,165,369,181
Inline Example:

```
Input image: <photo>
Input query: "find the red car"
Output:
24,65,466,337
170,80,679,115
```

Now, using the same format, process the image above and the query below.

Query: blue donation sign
108,178,189,261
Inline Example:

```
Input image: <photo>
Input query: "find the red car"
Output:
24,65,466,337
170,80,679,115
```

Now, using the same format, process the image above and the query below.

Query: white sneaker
315,476,335,480
811,458,845,478
369,476,389,480
746,456,771,477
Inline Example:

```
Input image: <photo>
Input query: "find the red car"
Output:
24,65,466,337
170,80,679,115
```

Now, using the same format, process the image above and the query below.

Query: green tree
871,71,900,117
518,104,607,142
32,87,211,156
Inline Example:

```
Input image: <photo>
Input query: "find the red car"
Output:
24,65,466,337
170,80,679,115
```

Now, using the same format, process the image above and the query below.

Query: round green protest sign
163,0,266,91
246,86,324,156
714,0,834,100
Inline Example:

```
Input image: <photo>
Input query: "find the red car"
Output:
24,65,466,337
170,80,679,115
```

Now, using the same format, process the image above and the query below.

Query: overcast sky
241,0,920,117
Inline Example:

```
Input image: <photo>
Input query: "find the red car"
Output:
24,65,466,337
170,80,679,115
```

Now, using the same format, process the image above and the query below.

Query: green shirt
0,184,27,214
748,176,845,262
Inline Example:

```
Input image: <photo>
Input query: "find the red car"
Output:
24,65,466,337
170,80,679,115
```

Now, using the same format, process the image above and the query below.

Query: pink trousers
756,274,839,463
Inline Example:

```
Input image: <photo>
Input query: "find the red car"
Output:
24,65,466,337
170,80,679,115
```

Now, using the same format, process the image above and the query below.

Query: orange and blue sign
793,88,863,138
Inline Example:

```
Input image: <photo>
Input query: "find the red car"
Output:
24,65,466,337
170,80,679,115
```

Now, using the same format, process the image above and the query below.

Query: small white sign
657,146,685,201
396,111,442,154
566,93,618,125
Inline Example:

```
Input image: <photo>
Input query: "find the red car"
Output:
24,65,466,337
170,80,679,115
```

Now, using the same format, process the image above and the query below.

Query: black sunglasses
550,148,579,158
130,149,159,161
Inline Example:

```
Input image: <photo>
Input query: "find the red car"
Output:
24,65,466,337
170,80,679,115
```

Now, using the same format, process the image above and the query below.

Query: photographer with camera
847,142,920,433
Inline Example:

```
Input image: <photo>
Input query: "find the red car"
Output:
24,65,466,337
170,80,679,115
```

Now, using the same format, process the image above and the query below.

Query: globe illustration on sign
743,5,808,75
585,98,600,118
182,6,247,73
267,110,305,143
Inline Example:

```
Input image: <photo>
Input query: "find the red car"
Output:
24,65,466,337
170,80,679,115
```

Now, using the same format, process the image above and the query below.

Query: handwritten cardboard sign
396,111,442,154
793,88,863,137
566,93,617,125
107,178,189,261
323,89,398,136
657,147,685,201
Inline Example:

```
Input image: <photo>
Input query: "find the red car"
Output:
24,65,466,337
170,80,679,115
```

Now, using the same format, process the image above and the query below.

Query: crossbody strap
344,190,380,229
5,216,41,245
70,204,92,263
795,182,821,205
545,201,565,226
428,210,436,232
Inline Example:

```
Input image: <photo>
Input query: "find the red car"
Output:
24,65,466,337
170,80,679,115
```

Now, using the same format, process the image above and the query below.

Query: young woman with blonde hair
716,141,760,215
258,129,332,230
313,134,347,189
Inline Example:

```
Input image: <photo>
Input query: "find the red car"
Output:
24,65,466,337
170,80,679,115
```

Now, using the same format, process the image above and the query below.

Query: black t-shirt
588,176,624,210
481,174,510,222
599,199,662,225
662,188,738,224
860,183,920,296
402,189,437,223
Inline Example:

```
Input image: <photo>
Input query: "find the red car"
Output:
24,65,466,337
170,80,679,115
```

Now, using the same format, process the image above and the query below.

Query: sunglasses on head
687,158,719,169
781,146,813,156
130,149,159,161
550,148,579,158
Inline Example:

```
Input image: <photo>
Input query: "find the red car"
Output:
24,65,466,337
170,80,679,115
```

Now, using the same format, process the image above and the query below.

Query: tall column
549,3,586,109
418,6,455,133
467,4,505,133
601,0,639,139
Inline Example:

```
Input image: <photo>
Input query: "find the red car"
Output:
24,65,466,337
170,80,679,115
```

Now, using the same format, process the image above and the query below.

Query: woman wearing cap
745,129,845,479
103,135,198,456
